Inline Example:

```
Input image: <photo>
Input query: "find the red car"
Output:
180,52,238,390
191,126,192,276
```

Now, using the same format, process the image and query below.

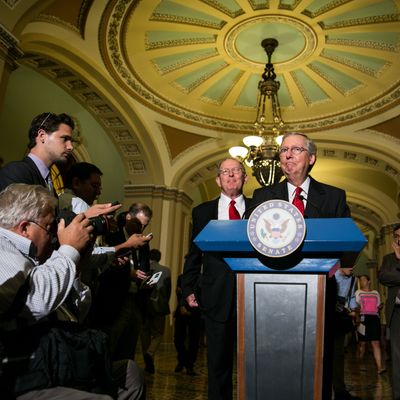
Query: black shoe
186,367,197,376
144,353,155,374
174,363,184,373
335,390,361,400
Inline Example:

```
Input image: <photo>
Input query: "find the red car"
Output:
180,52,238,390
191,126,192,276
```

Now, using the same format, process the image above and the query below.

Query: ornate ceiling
1,0,400,239
100,0,400,132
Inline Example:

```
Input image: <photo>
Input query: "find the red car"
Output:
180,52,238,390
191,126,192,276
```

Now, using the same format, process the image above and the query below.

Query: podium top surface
194,218,366,254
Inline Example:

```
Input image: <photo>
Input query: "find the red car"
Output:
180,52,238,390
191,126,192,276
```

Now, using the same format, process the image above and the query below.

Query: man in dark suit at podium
249,132,350,218
182,157,250,400
248,132,358,400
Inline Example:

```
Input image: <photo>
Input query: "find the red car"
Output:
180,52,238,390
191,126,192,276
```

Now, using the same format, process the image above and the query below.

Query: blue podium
194,218,366,400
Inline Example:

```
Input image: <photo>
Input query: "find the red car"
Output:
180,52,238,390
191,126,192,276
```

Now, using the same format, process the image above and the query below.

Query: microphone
242,201,265,219
298,194,320,217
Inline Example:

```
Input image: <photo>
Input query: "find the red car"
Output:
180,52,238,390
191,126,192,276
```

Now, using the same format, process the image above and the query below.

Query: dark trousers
204,315,236,400
391,307,400,400
173,312,201,369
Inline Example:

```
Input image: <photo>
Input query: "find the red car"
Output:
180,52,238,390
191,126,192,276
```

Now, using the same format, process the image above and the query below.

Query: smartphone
146,233,153,238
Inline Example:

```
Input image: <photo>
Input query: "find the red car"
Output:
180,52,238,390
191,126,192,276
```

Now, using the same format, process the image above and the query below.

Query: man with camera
0,183,105,399
0,184,145,399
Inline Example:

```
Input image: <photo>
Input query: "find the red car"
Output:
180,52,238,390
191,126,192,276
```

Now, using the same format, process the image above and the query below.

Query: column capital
124,184,193,208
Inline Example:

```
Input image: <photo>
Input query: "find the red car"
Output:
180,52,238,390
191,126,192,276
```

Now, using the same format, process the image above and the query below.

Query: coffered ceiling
1,0,400,238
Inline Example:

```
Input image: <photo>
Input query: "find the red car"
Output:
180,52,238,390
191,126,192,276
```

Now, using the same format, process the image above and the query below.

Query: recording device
57,208,117,236
146,232,153,238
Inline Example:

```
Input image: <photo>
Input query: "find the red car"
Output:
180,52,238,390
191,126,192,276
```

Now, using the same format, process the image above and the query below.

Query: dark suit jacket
249,176,350,218
379,253,400,327
182,196,251,323
0,156,47,191
93,227,150,324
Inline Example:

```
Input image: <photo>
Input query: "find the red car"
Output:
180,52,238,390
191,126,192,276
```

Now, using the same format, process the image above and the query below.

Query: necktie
229,199,241,220
46,173,54,194
292,187,304,215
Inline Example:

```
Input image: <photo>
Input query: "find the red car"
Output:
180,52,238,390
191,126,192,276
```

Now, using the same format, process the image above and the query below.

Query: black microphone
242,201,265,219
298,194,320,217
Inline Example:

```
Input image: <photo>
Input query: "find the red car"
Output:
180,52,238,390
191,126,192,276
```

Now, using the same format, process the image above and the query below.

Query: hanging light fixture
229,38,284,187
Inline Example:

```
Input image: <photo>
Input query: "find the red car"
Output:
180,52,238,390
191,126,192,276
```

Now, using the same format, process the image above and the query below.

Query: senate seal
247,200,306,258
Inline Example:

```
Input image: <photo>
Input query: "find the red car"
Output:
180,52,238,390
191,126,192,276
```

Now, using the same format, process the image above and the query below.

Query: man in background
182,158,249,400
140,249,171,374
94,203,153,361
379,223,400,400
58,161,103,213
0,112,119,218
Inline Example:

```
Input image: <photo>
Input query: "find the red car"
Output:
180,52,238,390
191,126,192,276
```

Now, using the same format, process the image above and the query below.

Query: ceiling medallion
225,16,317,71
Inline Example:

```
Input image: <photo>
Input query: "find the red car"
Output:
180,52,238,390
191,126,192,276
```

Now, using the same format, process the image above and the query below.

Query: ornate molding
20,53,147,175
124,184,193,208
0,23,23,70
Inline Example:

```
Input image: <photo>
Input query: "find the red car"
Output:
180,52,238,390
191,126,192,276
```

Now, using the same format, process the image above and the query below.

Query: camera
57,208,116,236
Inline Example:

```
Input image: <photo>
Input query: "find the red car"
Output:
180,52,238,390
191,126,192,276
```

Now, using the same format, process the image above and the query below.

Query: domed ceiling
101,0,400,133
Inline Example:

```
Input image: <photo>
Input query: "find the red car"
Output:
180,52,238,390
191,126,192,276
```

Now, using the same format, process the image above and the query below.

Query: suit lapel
305,177,325,218
272,181,289,201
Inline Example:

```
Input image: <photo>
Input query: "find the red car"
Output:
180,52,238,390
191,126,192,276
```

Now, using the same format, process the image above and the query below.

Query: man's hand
115,233,152,252
57,213,93,252
85,203,121,218
131,268,148,281
186,293,199,308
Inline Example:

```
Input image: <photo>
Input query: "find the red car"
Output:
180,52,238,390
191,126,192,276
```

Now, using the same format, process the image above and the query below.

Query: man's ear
16,220,30,238
309,154,316,167
126,213,132,221
37,128,47,144
215,175,222,188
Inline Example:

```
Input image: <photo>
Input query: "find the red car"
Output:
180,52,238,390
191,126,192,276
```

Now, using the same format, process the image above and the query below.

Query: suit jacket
0,156,47,191
182,196,251,323
379,253,400,327
249,176,350,218
147,260,171,316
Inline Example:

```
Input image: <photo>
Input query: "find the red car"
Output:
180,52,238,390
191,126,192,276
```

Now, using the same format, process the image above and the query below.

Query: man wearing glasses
249,132,350,218
379,223,400,400
248,132,357,400
182,158,250,400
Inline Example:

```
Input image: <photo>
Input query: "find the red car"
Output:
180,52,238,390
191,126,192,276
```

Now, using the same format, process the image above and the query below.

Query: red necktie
229,199,241,220
292,187,304,215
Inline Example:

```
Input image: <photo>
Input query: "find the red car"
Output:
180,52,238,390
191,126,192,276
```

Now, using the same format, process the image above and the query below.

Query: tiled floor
137,340,393,399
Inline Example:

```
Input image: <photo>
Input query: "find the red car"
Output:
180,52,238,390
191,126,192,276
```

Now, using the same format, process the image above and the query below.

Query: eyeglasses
218,167,244,176
279,146,309,156
28,220,56,236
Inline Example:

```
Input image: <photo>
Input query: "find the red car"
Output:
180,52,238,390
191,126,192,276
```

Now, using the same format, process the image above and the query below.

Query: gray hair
0,184,57,228
281,132,317,155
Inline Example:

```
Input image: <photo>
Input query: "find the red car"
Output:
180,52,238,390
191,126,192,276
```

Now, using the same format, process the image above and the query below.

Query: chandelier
229,38,284,187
